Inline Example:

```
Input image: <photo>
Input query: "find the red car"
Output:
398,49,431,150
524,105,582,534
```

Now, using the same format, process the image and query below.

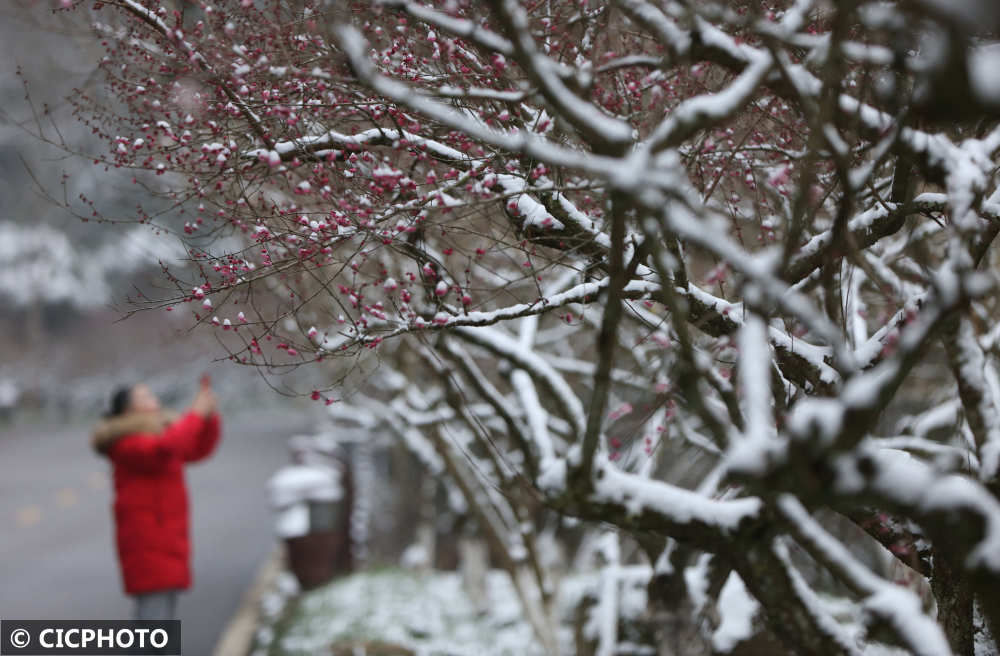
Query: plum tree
39,0,1000,653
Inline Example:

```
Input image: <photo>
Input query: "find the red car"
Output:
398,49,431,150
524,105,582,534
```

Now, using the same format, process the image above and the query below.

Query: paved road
0,407,316,655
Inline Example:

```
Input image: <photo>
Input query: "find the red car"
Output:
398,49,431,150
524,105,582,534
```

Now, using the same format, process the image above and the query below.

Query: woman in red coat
91,376,221,620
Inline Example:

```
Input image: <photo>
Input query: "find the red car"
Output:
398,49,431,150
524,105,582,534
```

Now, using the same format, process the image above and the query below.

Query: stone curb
211,544,286,656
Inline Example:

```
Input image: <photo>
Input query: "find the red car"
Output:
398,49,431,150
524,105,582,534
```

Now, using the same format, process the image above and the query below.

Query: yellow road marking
56,487,78,508
16,506,41,527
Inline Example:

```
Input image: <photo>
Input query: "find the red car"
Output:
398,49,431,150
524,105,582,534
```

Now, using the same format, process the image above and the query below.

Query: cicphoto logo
40,628,167,649
1,620,180,655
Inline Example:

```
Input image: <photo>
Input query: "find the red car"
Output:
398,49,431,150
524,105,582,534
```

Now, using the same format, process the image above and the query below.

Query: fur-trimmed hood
91,411,178,455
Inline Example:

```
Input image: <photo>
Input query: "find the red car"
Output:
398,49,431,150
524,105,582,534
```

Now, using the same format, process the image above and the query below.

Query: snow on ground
250,564,928,655
253,569,544,656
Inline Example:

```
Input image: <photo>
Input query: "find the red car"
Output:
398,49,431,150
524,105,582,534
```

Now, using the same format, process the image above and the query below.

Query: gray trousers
132,589,179,621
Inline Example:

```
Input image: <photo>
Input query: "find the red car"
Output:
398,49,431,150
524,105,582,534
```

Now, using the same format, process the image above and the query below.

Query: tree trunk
931,549,974,656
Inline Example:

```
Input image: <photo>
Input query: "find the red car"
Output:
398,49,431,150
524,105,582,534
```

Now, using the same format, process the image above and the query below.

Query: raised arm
109,411,214,471
180,374,220,463
110,375,220,468
183,411,221,463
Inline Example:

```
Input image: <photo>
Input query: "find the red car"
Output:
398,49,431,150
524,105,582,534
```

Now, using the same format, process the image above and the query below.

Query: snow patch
712,572,760,653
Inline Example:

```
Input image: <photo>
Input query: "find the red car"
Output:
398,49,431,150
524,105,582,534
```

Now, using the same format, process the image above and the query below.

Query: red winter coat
92,410,221,595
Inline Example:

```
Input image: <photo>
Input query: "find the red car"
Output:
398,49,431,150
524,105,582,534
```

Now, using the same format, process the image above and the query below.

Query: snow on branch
333,24,631,178
727,312,781,475
589,455,763,537
378,1,515,57
488,0,634,153
455,324,587,440
832,447,1000,576
777,495,952,656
